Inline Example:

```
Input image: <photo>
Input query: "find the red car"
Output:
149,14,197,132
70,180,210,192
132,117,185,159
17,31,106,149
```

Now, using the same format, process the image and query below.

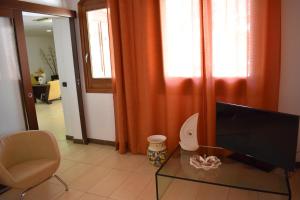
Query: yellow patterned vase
147,135,167,167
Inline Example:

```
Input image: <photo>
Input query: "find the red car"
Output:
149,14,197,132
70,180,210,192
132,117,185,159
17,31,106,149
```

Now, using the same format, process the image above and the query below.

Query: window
79,0,112,93
87,9,111,79
160,0,248,78
160,0,201,78
212,0,248,78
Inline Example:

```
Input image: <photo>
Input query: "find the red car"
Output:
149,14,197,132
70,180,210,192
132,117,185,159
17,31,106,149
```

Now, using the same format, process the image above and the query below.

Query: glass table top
156,146,289,195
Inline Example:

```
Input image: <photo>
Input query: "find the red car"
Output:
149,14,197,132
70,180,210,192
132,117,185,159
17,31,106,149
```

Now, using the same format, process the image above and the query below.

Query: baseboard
88,138,115,146
73,139,85,144
65,135,73,140
65,135,115,147
65,135,85,144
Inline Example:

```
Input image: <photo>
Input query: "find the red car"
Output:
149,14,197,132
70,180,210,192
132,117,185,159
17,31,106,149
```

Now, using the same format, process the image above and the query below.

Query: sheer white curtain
160,0,248,78
0,17,26,135
160,0,201,78
212,0,248,77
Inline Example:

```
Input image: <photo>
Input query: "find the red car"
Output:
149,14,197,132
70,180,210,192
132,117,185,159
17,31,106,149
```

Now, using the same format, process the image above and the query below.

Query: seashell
189,154,221,170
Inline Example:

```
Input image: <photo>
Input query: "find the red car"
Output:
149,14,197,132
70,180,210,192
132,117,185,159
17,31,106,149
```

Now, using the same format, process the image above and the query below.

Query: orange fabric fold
108,0,281,154
215,0,281,112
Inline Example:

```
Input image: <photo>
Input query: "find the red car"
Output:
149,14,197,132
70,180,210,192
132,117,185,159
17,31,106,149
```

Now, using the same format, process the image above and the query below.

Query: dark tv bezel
217,101,299,119
216,101,299,170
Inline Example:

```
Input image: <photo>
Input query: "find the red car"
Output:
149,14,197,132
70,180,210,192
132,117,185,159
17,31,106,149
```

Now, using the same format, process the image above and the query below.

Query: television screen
216,102,299,170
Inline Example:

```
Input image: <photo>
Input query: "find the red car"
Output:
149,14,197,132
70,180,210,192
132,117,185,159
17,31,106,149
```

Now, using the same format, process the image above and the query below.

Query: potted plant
34,68,46,84
40,47,58,80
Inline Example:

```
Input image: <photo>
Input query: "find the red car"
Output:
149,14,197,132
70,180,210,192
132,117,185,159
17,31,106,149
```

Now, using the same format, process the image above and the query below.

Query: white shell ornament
179,113,200,151
189,155,222,170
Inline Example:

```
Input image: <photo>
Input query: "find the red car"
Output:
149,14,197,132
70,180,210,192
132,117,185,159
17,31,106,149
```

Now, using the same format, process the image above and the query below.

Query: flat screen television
216,102,299,170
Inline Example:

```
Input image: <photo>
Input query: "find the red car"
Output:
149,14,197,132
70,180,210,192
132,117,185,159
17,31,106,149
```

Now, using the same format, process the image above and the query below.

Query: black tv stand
229,153,275,172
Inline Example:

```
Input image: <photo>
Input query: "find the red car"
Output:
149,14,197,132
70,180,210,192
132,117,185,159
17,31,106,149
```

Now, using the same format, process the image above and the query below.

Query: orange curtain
215,0,281,111
108,0,170,154
108,0,281,154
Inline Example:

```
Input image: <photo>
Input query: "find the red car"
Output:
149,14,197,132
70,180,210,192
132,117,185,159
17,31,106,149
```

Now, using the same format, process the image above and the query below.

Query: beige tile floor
35,100,67,141
1,101,299,200
0,139,299,200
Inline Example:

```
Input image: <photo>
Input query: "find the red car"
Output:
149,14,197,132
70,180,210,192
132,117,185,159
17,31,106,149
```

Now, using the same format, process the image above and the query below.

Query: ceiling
23,12,57,36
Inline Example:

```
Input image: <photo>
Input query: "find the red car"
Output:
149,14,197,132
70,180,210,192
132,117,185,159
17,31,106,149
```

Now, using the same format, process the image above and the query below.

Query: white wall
64,0,116,142
0,17,26,135
279,0,300,162
85,94,116,141
52,18,83,140
25,35,56,82
0,81,26,135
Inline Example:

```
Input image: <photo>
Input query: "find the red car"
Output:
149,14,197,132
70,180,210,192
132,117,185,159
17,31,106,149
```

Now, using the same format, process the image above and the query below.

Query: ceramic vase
147,135,167,167
38,73,46,84
38,76,44,84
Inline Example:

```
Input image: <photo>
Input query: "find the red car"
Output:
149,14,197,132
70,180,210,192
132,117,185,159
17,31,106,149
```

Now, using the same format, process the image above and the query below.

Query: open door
1,2,88,144
51,16,88,144
14,10,39,130
0,9,27,136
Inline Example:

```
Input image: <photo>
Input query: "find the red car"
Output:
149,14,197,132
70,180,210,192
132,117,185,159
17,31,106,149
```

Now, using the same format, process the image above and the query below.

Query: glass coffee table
155,146,291,200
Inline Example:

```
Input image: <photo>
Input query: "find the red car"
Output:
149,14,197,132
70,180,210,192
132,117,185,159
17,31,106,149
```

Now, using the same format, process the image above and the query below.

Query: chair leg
19,192,26,200
18,175,68,199
53,175,68,191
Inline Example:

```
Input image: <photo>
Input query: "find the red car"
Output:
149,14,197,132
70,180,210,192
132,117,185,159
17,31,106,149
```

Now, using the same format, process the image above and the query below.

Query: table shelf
155,146,291,200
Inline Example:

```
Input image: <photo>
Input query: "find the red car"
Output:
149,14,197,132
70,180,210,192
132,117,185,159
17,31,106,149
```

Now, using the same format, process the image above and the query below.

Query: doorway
21,11,87,143
0,2,88,144
23,12,67,141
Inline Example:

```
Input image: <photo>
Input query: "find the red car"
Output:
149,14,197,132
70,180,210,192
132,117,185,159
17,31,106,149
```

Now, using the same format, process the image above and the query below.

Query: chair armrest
0,131,61,169
27,131,61,161
0,163,15,186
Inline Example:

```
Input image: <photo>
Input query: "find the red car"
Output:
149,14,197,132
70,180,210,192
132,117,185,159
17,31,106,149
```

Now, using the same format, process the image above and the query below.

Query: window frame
78,0,112,93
